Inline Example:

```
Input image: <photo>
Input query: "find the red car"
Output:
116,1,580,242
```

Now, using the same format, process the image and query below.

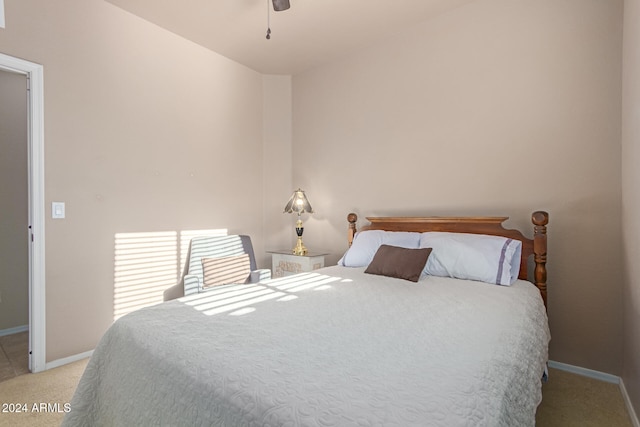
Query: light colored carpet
0,358,88,427
536,368,634,427
0,361,634,426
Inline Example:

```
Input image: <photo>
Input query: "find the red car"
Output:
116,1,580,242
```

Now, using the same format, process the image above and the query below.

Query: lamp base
292,237,308,256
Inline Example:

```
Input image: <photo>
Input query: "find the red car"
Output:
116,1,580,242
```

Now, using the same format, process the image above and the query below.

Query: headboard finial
532,211,549,227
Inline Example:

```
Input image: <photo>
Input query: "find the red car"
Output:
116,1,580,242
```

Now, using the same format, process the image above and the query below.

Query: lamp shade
272,0,290,11
283,188,313,215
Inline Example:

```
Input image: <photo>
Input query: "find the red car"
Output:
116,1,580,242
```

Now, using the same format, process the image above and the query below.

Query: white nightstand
268,250,328,278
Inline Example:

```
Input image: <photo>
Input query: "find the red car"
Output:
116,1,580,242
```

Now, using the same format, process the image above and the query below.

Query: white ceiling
105,0,476,75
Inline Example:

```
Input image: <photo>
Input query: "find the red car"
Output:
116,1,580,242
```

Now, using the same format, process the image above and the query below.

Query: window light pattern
113,228,227,321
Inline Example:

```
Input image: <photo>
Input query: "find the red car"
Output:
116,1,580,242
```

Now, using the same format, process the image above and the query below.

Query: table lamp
283,188,314,255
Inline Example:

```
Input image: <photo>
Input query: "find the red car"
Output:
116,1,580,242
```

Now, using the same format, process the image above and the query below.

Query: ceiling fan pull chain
266,0,271,39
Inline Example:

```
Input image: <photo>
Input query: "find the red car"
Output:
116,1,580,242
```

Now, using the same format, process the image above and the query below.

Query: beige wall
293,0,624,374
622,0,640,414
0,70,28,331
0,0,266,361
262,75,295,260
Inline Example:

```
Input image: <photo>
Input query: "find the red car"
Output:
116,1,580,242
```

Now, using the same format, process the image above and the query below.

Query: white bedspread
63,266,550,427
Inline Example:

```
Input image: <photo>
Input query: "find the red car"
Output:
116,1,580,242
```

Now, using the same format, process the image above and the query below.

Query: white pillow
338,230,421,267
419,232,522,286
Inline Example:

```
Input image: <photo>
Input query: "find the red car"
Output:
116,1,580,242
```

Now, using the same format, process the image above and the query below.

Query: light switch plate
52,202,65,219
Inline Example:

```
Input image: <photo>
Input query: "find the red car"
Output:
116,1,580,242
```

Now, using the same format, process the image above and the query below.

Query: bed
63,211,550,427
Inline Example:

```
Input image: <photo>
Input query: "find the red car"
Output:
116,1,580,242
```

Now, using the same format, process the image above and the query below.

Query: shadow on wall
113,228,227,321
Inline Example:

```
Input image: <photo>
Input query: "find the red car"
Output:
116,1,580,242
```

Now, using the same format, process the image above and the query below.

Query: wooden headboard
346,211,549,307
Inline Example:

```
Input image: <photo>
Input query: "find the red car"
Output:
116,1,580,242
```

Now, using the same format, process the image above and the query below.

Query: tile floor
0,331,29,382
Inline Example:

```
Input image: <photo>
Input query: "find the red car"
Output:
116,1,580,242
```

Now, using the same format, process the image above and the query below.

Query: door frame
0,52,45,373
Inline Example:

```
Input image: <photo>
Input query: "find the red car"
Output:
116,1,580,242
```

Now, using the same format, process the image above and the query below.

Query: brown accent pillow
201,254,251,289
364,245,432,282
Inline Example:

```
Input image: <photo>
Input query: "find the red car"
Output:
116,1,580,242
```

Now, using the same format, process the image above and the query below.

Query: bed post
348,213,358,247
532,211,549,308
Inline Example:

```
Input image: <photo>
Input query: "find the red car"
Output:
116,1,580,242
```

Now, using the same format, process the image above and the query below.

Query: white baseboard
549,360,639,427
0,324,28,337
45,350,93,370
620,378,640,427
548,360,619,383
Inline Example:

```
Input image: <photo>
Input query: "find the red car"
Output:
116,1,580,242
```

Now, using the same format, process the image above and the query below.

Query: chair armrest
184,274,201,295
163,283,183,301
250,269,271,283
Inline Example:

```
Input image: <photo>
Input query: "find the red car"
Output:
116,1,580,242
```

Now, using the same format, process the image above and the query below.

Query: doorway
0,52,45,373
0,68,28,379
